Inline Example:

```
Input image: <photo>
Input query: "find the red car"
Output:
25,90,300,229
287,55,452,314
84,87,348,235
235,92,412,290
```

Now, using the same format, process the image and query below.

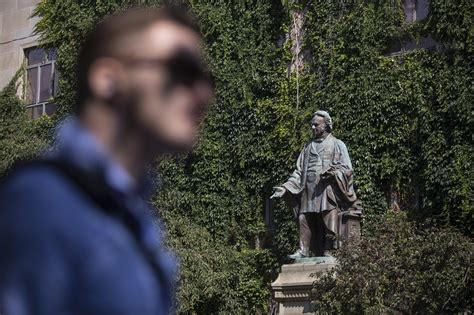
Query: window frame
24,47,57,118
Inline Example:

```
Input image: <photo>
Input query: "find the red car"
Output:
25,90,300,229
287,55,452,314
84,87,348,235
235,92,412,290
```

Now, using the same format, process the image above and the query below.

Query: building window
403,0,429,23
416,0,429,21
24,47,58,119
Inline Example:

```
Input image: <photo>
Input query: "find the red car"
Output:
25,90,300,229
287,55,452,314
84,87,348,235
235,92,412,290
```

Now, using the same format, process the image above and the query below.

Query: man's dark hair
76,6,200,113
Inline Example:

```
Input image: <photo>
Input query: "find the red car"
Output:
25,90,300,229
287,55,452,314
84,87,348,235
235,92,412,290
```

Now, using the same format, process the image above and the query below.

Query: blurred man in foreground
0,6,213,315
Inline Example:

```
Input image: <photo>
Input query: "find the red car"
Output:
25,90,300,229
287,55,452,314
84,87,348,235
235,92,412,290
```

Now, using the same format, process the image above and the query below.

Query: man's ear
88,57,124,101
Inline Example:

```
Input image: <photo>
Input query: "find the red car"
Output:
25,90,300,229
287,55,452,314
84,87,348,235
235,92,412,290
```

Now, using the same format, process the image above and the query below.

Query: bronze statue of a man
271,110,361,259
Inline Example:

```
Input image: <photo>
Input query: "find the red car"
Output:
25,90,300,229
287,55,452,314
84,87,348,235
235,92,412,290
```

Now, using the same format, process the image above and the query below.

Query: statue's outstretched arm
271,145,306,198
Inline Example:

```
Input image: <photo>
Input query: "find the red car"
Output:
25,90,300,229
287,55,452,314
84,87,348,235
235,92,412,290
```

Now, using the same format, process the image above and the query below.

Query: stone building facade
0,0,41,89
1,0,58,118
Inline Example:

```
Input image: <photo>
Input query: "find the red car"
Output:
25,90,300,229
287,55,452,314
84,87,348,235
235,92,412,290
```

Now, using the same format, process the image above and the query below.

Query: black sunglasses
120,49,214,88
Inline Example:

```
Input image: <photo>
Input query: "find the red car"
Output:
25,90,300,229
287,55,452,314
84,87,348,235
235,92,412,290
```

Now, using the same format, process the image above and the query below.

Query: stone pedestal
271,258,337,314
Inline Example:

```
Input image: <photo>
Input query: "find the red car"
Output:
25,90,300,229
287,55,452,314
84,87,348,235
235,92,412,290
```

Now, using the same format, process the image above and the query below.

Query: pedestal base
271,259,337,314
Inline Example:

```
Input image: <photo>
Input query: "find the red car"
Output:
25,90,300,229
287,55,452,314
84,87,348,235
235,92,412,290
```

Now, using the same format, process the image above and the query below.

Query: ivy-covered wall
0,0,466,313
0,70,50,175
300,0,472,234
34,1,292,312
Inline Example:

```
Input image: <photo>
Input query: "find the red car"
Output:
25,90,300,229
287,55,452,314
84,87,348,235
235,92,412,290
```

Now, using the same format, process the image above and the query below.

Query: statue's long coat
282,134,357,235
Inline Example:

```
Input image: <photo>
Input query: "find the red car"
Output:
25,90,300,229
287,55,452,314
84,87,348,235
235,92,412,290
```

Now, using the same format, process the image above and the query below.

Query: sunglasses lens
165,49,212,87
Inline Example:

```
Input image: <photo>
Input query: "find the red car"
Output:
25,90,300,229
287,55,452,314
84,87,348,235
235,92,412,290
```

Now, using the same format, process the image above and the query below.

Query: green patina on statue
272,110,362,260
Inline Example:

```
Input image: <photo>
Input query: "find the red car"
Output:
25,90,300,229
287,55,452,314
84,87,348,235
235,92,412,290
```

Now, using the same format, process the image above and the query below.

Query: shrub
311,212,473,314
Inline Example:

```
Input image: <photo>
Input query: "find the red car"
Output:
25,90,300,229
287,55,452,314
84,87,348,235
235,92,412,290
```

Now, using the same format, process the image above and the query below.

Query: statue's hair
313,110,333,132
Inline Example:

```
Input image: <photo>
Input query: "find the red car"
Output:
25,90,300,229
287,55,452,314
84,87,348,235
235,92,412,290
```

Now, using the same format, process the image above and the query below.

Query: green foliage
425,0,474,53
0,72,48,175
301,0,473,233
155,173,279,313
35,1,291,310
35,0,303,310
311,212,474,314
31,0,473,313
159,211,243,313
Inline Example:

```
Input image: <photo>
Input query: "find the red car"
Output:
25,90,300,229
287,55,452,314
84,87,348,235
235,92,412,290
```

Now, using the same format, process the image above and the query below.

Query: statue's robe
282,134,358,250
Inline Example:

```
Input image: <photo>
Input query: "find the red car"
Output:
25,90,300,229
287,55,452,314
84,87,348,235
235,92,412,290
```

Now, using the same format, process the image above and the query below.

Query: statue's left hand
321,166,336,179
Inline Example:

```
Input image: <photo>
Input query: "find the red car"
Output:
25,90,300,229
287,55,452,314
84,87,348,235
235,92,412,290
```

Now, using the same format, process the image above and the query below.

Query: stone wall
0,0,40,89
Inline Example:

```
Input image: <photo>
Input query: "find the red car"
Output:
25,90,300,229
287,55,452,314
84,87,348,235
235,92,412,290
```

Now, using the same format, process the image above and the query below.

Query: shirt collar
47,116,149,196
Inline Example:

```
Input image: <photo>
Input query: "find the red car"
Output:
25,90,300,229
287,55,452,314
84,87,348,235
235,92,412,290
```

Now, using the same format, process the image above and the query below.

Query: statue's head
311,110,332,139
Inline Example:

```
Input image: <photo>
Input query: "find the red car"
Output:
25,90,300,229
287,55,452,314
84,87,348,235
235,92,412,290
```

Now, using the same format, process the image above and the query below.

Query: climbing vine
299,0,473,233
2,0,466,312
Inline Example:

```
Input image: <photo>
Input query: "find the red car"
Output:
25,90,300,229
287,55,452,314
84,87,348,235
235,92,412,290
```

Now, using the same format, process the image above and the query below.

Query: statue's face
311,115,327,139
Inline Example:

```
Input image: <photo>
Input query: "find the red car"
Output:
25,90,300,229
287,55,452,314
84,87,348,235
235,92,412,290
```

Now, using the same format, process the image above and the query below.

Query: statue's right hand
270,186,287,199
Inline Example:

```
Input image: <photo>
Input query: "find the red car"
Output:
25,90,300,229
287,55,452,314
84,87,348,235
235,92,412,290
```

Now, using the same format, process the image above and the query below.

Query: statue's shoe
288,250,308,260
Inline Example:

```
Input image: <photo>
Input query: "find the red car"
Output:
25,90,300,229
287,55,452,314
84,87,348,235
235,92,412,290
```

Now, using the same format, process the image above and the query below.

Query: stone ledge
274,289,310,300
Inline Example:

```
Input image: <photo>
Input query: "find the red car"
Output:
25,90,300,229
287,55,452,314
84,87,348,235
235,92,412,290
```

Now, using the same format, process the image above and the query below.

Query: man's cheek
155,104,185,136
168,105,193,133
135,93,166,136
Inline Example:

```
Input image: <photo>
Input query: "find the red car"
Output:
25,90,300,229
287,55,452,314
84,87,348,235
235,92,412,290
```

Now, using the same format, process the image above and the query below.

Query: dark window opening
385,0,434,55
24,47,58,119
403,0,429,23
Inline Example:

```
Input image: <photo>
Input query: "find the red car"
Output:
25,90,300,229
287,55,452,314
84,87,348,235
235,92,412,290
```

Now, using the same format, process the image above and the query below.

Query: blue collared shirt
0,117,177,315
